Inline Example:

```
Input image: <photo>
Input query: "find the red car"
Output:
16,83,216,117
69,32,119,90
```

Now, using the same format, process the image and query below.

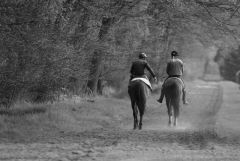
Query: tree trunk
202,57,210,78
159,21,171,79
87,17,114,94
97,78,103,95
87,50,103,93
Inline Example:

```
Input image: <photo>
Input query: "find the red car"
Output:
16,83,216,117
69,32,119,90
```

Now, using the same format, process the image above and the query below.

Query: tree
1,0,240,106
214,45,240,81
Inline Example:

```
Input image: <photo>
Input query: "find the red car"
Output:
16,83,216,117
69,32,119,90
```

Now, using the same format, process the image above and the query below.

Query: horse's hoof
133,124,138,130
157,99,162,103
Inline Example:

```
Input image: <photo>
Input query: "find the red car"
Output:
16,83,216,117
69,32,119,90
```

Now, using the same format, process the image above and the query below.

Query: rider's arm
178,59,184,75
145,62,156,78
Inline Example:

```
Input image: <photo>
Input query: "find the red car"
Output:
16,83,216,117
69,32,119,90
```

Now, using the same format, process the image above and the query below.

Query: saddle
165,76,185,88
131,77,152,90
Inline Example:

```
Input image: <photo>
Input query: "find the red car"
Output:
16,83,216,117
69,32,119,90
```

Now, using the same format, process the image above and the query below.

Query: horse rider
129,52,157,83
157,51,189,105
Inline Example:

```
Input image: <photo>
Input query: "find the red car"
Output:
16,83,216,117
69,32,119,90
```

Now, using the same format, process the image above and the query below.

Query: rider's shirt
130,59,156,78
166,58,183,76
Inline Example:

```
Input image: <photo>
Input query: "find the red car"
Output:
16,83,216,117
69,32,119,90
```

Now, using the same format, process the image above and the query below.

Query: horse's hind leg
138,103,145,130
134,104,138,130
139,112,143,130
173,104,179,126
168,111,173,126
173,115,178,126
166,99,173,126
131,100,138,130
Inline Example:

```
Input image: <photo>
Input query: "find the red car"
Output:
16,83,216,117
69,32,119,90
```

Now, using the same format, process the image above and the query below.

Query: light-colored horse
163,77,184,126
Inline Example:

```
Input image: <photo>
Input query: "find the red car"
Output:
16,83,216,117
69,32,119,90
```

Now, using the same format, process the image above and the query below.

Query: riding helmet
139,52,147,59
171,51,179,57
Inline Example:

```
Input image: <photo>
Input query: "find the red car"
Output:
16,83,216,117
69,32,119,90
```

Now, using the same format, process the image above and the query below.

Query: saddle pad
131,78,152,90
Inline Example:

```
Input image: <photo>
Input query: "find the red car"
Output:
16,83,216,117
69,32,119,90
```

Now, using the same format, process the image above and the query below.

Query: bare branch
228,0,240,19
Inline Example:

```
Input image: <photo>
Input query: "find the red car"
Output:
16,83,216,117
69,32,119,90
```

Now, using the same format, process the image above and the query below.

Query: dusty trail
1,81,240,161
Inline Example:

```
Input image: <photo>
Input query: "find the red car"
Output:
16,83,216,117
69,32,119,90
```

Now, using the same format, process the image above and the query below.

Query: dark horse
163,77,184,126
128,80,149,130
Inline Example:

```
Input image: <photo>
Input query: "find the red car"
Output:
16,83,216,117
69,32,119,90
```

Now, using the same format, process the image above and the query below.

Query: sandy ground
0,80,240,161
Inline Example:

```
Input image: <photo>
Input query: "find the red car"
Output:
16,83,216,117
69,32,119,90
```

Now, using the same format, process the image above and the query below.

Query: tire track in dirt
195,83,223,129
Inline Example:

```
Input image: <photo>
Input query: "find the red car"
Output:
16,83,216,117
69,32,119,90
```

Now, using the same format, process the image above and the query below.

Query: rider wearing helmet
130,52,157,82
157,51,189,105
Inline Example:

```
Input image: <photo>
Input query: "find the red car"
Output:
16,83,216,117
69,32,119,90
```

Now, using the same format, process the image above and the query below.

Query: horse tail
164,78,182,118
167,98,173,116
136,81,146,115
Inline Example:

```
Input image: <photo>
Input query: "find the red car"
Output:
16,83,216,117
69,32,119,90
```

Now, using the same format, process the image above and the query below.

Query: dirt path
1,81,240,161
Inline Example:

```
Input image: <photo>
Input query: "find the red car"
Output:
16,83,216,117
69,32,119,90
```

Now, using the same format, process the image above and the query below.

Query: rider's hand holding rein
153,77,157,83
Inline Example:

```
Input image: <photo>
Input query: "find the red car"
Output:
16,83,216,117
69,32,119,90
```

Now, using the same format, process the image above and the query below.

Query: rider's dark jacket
130,59,156,79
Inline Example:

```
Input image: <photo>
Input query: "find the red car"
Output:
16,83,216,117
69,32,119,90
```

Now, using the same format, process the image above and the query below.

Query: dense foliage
214,45,240,81
1,0,240,106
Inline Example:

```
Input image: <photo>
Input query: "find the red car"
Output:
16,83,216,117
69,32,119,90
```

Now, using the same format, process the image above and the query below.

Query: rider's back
166,58,183,76
130,59,148,76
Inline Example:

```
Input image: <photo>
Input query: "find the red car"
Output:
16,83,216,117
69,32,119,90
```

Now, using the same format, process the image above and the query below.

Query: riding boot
182,89,189,105
157,87,164,103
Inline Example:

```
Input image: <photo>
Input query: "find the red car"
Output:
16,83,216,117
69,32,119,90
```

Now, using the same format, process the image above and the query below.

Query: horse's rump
128,80,149,114
128,80,148,100
128,79,150,129
129,79,150,97
131,77,152,90
164,77,183,101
